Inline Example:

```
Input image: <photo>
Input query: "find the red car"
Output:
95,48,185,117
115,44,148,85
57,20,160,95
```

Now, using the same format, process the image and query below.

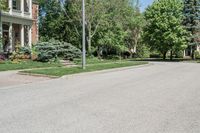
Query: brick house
0,0,39,53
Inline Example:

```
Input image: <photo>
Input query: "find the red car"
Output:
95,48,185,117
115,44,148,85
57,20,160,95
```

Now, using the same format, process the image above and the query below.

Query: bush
34,42,57,62
9,46,31,61
35,39,81,62
19,47,31,55
106,55,121,60
194,50,200,59
135,44,150,58
175,50,184,58
150,53,161,58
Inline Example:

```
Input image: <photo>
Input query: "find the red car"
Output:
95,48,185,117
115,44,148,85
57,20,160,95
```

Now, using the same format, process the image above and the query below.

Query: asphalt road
0,62,200,133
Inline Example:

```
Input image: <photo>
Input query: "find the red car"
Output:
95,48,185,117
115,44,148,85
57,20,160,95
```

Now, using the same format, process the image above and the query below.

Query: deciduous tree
143,0,187,60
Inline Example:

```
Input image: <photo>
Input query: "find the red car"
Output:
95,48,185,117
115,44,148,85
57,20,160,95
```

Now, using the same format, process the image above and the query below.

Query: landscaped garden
0,39,148,76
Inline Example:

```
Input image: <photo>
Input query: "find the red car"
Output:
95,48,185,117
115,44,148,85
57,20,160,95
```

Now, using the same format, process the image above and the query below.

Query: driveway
0,62,200,133
0,71,50,88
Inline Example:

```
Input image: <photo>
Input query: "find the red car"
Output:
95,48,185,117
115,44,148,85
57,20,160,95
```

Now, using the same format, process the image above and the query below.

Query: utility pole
82,0,86,69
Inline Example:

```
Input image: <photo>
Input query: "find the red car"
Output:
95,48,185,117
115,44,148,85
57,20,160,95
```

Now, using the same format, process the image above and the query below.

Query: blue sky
140,0,154,11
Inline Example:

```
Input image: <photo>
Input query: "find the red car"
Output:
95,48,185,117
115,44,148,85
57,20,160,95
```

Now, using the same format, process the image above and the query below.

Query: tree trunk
97,46,102,59
170,50,173,61
87,24,92,56
191,46,194,60
87,36,91,55
163,52,167,60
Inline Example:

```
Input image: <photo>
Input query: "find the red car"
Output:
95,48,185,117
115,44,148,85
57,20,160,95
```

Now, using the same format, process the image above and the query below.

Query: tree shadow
129,58,200,62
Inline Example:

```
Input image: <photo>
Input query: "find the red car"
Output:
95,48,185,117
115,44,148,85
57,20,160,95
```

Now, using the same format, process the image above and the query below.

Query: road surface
0,62,200,133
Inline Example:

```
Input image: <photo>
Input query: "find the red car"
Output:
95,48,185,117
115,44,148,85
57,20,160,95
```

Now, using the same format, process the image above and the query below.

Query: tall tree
143,0,187,60
183,0,200,58
39,0,62,41
39,0,142,58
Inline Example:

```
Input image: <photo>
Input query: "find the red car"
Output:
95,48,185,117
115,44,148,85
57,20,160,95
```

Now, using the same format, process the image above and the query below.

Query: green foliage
9,46,31,61
194,50,200,59
175,50,184,58
35,40,81,62
0,60,62,71
143,0,188,59
39,0,143,58
184,0,200,47
135,43,150,58
0,0,8,10
35,42,57,62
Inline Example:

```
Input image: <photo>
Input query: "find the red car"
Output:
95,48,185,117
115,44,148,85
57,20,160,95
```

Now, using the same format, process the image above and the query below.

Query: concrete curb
18,72,59,79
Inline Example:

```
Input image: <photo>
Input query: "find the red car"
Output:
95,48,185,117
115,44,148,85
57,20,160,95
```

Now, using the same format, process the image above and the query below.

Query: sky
140,0,154,12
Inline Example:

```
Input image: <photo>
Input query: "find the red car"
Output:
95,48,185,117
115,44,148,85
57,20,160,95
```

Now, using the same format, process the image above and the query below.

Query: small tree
143,0,188,60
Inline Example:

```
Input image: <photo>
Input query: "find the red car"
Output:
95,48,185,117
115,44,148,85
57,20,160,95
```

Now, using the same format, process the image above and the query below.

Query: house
0,0,39,53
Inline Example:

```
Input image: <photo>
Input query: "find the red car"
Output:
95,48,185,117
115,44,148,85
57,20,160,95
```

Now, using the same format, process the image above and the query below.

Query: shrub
9,46,31,61
135,44,150,58
35,39,81,62
55,42,81,60
175,50,184,58
19,47,31,55
194,50,200,59
35,42,57,62
106,55,121,60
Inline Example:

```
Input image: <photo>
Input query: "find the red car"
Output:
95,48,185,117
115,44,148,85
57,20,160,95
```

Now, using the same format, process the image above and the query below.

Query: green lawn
22,61,148,77
74,57,123,65
0,60,63,71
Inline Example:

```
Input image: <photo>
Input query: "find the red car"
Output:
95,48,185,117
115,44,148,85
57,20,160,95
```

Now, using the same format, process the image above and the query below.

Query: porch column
21,0,24,16
183,50,186,57
28,26,32,48
0,13,2,52
0,12,2,40
9,0,13,14
21,25,24,47
30,0,32,17
9,23,13,52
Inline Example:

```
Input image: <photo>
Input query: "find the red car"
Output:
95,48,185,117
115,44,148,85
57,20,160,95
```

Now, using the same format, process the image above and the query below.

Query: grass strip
22,61,148,77
0,60,63,71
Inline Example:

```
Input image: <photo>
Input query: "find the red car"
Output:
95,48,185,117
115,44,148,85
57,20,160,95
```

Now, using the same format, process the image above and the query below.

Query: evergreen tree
184,0,200,58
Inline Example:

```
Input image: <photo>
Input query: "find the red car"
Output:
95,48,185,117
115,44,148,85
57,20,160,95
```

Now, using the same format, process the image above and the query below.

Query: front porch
1,22,32,53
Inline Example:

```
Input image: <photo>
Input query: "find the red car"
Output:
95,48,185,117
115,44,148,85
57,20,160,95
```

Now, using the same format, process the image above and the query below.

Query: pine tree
184,0,200,58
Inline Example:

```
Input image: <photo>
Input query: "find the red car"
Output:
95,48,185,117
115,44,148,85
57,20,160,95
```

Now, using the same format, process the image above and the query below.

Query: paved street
0,62,200,133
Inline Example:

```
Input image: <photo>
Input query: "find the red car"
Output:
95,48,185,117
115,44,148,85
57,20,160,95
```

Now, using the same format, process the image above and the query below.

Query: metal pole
82,0,86,69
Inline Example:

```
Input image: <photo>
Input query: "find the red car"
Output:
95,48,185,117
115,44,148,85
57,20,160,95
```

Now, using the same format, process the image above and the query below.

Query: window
12,0,17,10
12,0,21,11
24,0,29,12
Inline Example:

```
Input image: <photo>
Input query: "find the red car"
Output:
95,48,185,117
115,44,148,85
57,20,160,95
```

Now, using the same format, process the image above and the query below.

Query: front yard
21,61,148,77
0,60,63,71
